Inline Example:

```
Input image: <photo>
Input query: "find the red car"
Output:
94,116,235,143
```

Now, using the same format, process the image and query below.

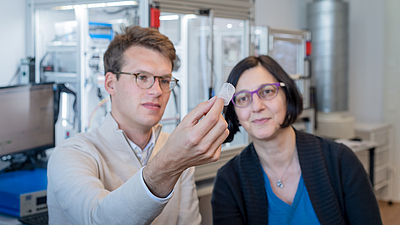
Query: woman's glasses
231,82,285,108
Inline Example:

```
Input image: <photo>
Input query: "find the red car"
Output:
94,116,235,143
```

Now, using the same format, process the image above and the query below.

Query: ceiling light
52,1,138,11
160,15,179,21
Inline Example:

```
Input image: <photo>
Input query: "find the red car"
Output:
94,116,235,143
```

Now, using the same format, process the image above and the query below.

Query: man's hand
143,97,229,197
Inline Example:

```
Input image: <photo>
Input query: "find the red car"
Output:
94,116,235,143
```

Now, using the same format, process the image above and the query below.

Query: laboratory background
0,0,399,224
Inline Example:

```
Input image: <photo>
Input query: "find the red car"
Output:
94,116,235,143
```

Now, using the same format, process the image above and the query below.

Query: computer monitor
0,83,55,163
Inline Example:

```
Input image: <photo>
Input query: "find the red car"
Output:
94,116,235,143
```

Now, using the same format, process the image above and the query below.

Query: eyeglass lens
136,72,176,91
233,84,279,108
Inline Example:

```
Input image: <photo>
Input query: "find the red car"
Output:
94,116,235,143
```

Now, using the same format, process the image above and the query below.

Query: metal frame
28,0,150,132
151,0,253,20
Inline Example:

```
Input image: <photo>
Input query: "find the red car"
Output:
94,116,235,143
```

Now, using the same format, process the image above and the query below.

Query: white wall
347,0,385,123
383,0,400,202
254,0,308,29
0,0,27,87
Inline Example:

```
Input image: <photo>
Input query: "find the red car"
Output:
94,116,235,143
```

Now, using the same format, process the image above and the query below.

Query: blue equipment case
0,168,47,217
89,22,113,40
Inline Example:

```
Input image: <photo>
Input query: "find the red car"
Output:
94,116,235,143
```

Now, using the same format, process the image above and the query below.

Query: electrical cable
205,27,217,97
102,6,137,15
88,96,110,129
171,84,180,126
52,31,76,42
7,65,21,86
200,17,210,100
39,52,50,80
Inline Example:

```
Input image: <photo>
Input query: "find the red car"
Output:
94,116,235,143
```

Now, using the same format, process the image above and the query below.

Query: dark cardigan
211,130,382,225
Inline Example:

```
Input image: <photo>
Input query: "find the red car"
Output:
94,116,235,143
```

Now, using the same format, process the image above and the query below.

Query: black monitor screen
0,83,55,158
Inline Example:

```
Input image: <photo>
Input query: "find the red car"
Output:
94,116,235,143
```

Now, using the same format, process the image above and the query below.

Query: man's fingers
205,128,229,160
195,128,229,165
181,97,217,127
200,113,228,145
174,97,227,151
179,97,225,142
193,98,225,134
205,97,225,118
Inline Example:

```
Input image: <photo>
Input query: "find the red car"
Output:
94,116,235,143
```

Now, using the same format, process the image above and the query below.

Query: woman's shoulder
296,130,351,152
296,130,359,167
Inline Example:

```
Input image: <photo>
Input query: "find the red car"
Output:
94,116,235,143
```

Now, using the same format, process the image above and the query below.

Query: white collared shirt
128,127,156,166
127,128,173,202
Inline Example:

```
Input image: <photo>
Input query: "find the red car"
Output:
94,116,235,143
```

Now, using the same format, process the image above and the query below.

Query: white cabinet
354,123,393,201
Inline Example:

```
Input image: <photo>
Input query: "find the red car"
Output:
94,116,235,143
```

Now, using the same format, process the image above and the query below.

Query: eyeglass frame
114,71,179,92
231,82,286,108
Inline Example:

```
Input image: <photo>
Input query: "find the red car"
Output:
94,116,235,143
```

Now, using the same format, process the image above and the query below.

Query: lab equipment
254,26,315,134
308,0,349,113
254,26,312,110
19,57,36,85
53,83,77,143
0,168,47,222
307,0,354,139
39,20,113,135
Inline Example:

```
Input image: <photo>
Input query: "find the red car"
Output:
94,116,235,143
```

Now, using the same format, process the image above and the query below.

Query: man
47,26,229,225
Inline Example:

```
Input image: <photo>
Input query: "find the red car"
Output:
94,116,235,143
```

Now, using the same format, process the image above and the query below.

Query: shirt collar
129,127,156,152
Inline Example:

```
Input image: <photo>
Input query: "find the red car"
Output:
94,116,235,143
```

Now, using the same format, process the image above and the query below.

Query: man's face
108,45,172,131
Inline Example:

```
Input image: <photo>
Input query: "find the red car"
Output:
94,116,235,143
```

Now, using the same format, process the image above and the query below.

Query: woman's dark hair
224,55,303,143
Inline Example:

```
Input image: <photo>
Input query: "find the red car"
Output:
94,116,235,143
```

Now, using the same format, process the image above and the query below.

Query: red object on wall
306,41,312,56
150,7,160,29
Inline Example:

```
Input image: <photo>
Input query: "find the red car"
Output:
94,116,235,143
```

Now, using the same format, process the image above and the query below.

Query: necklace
276,149,296,189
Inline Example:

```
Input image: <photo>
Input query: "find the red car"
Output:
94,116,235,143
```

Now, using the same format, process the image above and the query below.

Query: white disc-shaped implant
217,83,235,106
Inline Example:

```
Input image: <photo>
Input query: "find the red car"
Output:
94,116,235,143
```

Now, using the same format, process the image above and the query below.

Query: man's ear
104,72,116,95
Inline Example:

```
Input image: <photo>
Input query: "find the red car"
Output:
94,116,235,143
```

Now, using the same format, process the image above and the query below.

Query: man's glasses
231,82,286,108
115,72,179,92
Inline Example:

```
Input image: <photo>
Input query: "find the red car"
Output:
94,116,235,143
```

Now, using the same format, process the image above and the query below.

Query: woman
211,55,382,225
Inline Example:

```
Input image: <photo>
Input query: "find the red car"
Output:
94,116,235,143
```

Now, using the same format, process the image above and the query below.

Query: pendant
276,180,284,188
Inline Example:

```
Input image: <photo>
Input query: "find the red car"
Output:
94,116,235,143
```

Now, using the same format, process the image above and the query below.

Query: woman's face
234,65,287,141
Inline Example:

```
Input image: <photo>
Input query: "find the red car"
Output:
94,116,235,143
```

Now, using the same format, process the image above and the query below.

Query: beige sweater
47,113,201,225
